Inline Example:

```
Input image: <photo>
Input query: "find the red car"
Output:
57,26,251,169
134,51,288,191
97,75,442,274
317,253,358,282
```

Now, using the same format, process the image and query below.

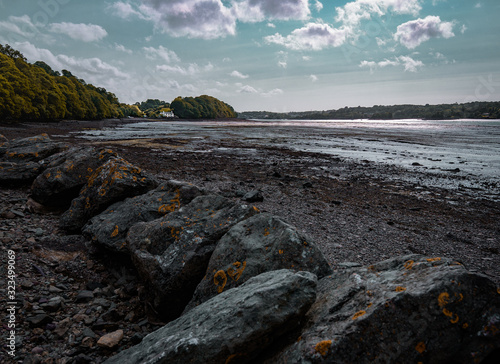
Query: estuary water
75,118,500,199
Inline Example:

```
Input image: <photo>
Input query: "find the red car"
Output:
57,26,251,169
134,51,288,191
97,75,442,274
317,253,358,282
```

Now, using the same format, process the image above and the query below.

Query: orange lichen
111,225,119,237
462,323,469,329
99,189,106,197
227,261,246,281
442,308,453,318
404,260,414,270
263,228,270,236
415,342,426,354
315,340,332,356
214,270,227,293
426,257,441,263
253,206,260,212
279,249,284,255
395,286,406,292
352,310,366,320
450,314,459,324
438,292,450,307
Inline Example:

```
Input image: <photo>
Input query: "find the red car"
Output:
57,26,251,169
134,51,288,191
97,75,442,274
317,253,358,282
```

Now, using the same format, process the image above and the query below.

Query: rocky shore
1,119,499,363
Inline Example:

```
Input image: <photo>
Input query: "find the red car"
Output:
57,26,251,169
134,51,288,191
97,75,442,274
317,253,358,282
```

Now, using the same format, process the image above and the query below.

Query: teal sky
1,0,499,112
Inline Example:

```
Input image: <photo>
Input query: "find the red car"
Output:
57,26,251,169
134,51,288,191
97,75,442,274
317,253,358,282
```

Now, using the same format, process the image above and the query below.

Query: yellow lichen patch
462,323,469,329
214,270,227,293
415,341,426,354
111,225,119,238
253,206,260,212
66,162,74,171
426,257,441,263
263,228,270,236
367,302,373,308
227,261,246,282
315,340,332,356
55,170,62,179
404,260,414,270
497,287,500,295
450,314,459,324
438,292,450,307
279,249,284,255
395,286,407,292
442,308,453,318
352,310,366,320
99,189,106,197
85,197,91,209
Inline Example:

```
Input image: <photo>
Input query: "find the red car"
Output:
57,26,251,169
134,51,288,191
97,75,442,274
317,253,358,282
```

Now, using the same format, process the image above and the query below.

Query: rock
270,255,500,364
31,147,118,207
26,314,52,328
242,190,264,202
82,180,203,252
0,161,44,186
59,157,159,232
41,296,64,312
75,290,94,303
0,134,9,154
2,134,66,162
185,213,332,312
127,194,258,321
97,329,124,349
104,270,317,364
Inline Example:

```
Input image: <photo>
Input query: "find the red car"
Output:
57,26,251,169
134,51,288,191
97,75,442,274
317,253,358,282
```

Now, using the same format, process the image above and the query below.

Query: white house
160,108,175,118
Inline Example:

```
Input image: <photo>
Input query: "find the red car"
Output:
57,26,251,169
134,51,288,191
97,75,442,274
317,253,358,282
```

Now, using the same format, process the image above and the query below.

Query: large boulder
185,213,332,312
269,255,500,364
0,161,44,186
0,134,9,154
2,134,66,162
127,194,258,321
31,147,118,207
104,269,318,364
82,180,203,252
59,157,158,233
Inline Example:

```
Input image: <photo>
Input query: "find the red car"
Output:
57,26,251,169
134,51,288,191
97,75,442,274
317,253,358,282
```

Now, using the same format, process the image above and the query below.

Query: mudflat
2,118,498,284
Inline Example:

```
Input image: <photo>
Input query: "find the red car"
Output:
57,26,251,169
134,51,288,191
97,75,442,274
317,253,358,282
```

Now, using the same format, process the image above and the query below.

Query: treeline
135,99,170,118
170,95,237,119
239,102,500,120
0,44,142,122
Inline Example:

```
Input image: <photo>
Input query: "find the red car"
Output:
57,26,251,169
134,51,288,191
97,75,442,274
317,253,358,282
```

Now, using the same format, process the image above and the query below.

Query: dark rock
127,194,258,321
269,255,500,364
75,290,94,303
82,180,203,252
303,181,313,188
59,157,159,232
104,270,317,364
31,147,117,207
412,162,423,166
0,134,9,154
0,161,44,186
2,134,66,162
27,314,53,328
185,213,332,312
242,190,264,202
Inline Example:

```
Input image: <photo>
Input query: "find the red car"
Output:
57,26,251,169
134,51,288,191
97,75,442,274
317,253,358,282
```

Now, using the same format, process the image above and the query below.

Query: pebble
97,329,124,349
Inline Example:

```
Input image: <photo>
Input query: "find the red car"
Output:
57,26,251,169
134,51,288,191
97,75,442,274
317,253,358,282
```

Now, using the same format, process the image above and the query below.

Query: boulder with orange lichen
104,269,317,364
59,157,158,233
127,194,258,322
184,213,332,313
1,134,66,162
31,147,118,207
82,180,203,253
267,255,500,364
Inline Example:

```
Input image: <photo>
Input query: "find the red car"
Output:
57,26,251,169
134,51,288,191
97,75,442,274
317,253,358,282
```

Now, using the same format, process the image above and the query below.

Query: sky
0,0,499,112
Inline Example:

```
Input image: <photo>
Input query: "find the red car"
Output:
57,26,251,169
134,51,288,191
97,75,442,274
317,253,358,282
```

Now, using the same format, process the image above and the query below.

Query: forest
239,101,500,120
0,44,236,122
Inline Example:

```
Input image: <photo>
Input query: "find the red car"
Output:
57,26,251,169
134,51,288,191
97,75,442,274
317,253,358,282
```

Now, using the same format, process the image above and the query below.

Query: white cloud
394,16,455,49
238,85,259,93
230,70,249,79
157,63,213,75
233,0,310,23
314,1,323,12
360,55,424,72
262,88,284,97
310,74,318,82
143,45,180,63
49,22,108,42
265,22,348,50
114,43,133,54
108,2,148,20
0,15,53,44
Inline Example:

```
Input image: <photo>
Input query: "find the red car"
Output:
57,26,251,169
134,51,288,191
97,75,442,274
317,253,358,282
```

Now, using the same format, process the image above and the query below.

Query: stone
97,329,124,349
127,194,258,321
0,161,44,186
185,213,332,312
59,156,159,232
75,290,94,303
26,314,52,328
104,270,317,364
269,255,500,364
31,147,118,207
2,134,66,162
82,180,203,252
242,190,264,202
0,134,9,154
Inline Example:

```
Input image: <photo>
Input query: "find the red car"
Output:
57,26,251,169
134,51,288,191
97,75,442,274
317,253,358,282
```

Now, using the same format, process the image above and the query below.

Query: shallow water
75,119,500,200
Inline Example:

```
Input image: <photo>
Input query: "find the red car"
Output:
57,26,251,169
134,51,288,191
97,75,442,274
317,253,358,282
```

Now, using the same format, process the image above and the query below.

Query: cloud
108,1,149,20
265,22,348,50
157,63,213,75
394,16,455,49
0,15,53,44
143,45,180,63
360,55,424,72
233,0,311,23
230,70,249,79
314,1,323,12
238,85,259,93
262,88,284,97
141,0,236,39
49,22,108,42
13,42,130,81
310,74,318,82
114,43,133,54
